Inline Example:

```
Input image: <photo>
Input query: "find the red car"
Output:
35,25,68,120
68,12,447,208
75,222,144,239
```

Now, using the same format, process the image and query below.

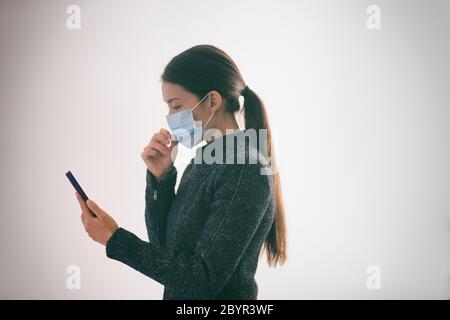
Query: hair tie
241,85,249,96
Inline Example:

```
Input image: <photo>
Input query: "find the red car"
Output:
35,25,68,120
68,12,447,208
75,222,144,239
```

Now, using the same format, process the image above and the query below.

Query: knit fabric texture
105,130,275,299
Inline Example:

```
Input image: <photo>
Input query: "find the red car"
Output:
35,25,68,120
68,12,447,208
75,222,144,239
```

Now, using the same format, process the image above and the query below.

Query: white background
0,0,449,299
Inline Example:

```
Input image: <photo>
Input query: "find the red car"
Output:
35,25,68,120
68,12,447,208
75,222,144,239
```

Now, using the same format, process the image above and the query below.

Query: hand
141,128,178,181
76,192,119,246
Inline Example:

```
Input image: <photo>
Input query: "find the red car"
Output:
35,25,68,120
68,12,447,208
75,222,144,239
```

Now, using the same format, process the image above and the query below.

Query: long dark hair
161,45,287,267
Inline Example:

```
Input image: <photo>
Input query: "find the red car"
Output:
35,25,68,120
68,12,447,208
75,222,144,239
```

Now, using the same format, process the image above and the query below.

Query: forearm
145,167,177,246
105,227,217,298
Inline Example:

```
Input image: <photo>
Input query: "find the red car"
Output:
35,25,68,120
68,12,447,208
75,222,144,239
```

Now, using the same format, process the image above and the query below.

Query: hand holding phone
65,170,97,217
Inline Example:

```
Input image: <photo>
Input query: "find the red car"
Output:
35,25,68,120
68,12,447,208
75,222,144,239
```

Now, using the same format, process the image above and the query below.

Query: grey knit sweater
105,130,275,299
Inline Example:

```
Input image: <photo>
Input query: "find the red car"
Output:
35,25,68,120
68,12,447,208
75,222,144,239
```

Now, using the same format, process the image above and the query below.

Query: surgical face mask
165,92,216,148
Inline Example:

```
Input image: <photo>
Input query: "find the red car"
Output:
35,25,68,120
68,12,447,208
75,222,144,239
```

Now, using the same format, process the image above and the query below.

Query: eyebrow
166,98,180,104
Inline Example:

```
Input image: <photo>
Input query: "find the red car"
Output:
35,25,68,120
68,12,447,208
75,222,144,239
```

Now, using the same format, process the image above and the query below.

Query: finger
149,140,169,155
149,147,165,158
144,148,164,159
86,199,105,218
142,146,158,158
77,192,94,222
76,192,88,212
154,131,171,145
160,128,179,146
76,191,82,204
169,138,178,151
170,133,179,143
159,128,172,141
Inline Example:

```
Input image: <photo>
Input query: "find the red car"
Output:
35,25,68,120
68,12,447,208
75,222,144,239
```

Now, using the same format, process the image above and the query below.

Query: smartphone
65,170,97,217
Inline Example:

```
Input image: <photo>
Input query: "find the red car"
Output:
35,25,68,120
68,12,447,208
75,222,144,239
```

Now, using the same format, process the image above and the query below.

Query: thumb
86,199,104,217
169,142,178,152
169,137,178,151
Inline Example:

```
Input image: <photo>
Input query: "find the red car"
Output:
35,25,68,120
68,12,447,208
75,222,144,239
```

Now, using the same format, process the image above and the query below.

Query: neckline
194,129,246,163
201,129,245,150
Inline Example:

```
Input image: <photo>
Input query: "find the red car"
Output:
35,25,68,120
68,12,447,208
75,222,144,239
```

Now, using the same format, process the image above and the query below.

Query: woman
76,45,287,299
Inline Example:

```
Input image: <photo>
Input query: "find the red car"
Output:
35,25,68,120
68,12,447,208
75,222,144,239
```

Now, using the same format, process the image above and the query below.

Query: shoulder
211,131,274,195
192,130,275,193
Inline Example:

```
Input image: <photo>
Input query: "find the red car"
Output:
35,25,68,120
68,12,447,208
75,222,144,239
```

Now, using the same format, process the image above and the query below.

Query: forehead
162,81,190,104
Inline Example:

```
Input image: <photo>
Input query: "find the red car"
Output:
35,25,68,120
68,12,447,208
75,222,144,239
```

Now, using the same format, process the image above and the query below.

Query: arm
106,162,274,299
144,166,177,247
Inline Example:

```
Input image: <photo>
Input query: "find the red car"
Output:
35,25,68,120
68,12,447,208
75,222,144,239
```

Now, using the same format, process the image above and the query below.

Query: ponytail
241,86,287,267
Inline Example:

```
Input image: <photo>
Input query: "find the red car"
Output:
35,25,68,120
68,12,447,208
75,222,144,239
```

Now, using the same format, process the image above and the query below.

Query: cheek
192,107,208,123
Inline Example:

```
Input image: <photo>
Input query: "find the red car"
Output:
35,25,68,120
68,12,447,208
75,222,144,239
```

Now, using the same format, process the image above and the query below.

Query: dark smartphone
65,170,97,217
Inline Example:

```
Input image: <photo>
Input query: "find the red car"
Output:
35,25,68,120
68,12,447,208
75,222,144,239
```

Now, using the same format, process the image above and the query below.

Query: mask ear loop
191,92,210,112
191,91,212,131
190,92,216,140
201,92,218,130
198,92,223,144
235,94,246,130
203,110,215,129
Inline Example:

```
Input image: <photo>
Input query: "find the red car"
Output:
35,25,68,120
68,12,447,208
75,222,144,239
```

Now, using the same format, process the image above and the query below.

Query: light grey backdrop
0,0,449,299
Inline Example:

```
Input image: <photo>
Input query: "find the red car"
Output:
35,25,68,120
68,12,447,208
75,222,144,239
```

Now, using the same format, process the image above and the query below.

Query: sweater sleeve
144,166,177,247
105,162,274,299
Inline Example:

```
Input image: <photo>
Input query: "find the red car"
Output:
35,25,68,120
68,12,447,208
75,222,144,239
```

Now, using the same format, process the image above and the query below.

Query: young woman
76,45,287,299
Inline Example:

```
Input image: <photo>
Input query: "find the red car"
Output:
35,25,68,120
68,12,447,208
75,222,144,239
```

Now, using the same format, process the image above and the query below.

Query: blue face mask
166,92,216,148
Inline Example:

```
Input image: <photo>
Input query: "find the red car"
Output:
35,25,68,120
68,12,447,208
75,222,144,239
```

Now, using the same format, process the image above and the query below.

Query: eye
173,105,182,110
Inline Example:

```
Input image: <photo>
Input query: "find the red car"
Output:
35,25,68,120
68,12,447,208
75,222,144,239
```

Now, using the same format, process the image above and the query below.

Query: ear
208,90,222,113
